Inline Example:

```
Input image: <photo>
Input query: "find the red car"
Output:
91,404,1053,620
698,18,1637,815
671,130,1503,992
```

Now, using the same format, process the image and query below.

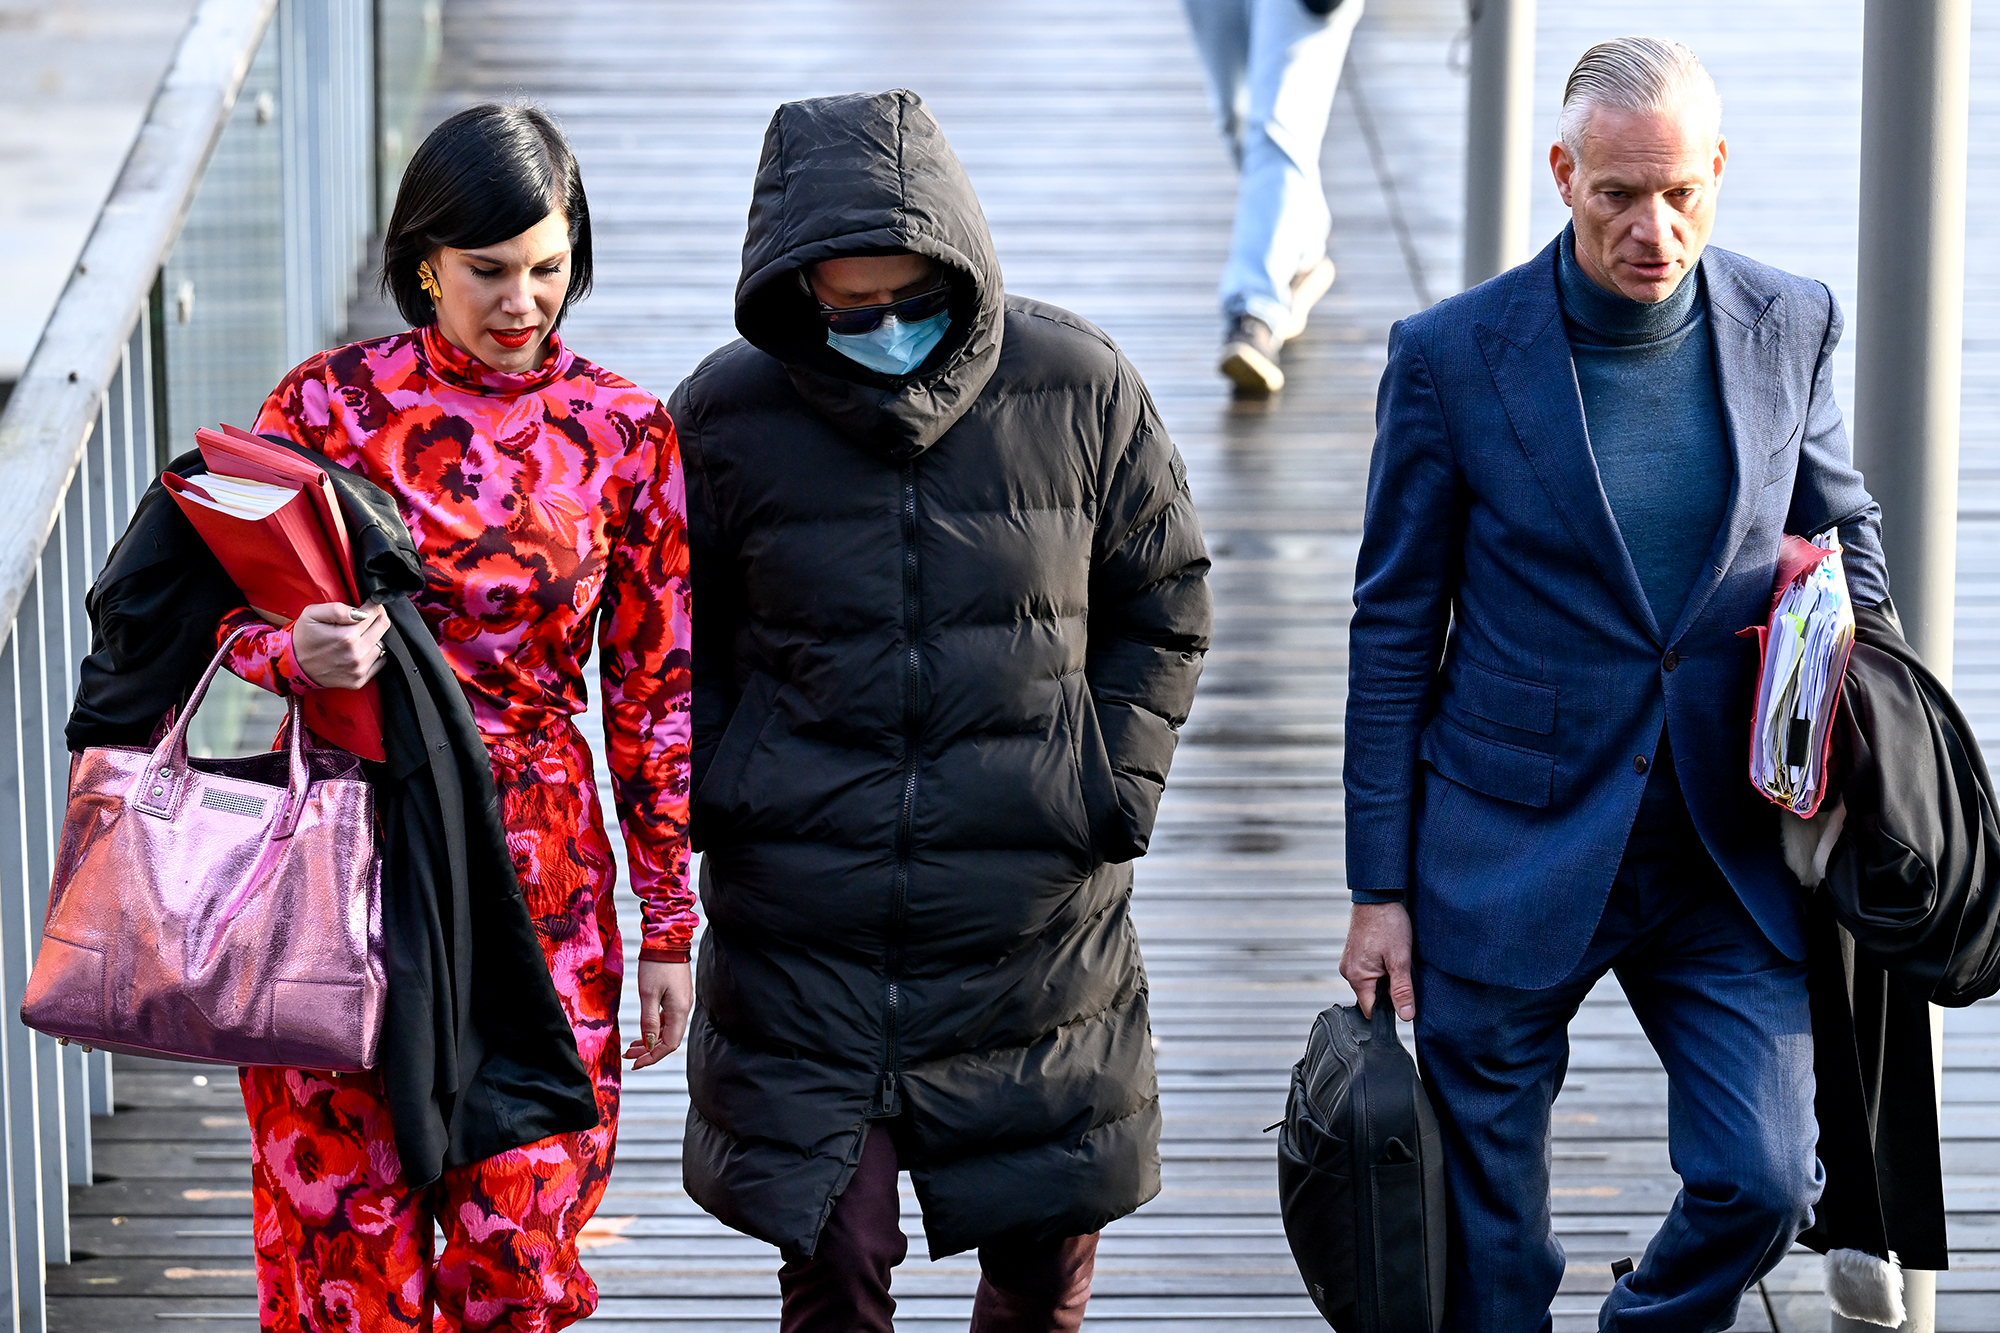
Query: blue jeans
1414,842,1821,1332
1181,0,1363,330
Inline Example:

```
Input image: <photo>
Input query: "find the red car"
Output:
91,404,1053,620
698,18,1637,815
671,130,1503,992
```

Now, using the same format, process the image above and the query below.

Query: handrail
0,4,406,1320
0,0,277,637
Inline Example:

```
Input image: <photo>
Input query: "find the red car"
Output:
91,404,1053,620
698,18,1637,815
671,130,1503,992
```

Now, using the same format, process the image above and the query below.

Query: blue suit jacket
1345,235,1888,989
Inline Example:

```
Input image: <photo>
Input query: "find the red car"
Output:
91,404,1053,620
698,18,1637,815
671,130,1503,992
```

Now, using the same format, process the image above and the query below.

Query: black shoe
1220,315,1284,394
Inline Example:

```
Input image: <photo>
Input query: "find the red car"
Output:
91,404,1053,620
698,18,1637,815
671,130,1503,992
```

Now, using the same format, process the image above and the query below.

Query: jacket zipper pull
869,1067,902,1119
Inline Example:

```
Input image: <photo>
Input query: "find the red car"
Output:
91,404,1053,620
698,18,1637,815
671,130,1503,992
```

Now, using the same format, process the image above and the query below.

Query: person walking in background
217,103,695,1329
1339,38,1890,1328
671,89,1211,1333
1182,0,1364,395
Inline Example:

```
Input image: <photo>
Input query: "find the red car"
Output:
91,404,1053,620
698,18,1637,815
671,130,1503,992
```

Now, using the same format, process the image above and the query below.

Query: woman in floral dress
215,103,693,1331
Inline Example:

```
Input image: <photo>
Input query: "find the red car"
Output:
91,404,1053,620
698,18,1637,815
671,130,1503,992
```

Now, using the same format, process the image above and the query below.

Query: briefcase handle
1372,975,1398,1042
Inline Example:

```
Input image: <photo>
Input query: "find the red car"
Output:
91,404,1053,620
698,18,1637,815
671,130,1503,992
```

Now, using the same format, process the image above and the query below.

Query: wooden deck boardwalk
43,0,2000,1329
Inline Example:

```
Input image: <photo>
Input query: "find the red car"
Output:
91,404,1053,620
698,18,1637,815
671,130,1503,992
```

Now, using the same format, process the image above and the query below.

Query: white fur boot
1824,1248,1905,1326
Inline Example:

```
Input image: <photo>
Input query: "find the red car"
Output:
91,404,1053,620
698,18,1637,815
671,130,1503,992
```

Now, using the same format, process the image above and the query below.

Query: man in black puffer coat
670,89,1211,1329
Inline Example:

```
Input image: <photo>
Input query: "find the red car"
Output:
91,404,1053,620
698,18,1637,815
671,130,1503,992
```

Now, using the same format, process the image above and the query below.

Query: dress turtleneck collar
1557,226,1703,347
417,324,574,395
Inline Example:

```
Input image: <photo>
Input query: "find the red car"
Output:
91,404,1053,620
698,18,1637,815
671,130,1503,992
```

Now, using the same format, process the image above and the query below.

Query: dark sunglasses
814,283,953,336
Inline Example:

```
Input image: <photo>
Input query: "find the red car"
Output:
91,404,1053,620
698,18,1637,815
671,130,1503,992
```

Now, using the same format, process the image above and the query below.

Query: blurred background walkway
0,0,199,402
6,0,1999,1329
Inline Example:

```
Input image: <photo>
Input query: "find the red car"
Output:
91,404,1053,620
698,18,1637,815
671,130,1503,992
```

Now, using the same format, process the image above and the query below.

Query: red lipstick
490,327,535,349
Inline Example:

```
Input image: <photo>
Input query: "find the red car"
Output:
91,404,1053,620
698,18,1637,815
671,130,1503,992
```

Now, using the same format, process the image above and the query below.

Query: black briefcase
1277,978,1447,1332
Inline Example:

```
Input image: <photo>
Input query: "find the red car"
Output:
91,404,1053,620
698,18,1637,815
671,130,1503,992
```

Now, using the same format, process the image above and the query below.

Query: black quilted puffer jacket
670,89,1211,1260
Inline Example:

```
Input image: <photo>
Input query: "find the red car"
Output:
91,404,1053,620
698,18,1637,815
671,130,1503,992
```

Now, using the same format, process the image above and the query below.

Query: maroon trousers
778,1125,1099,1333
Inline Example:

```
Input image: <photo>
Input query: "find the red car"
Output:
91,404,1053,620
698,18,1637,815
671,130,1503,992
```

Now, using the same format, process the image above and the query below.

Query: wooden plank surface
46,0,2000,1329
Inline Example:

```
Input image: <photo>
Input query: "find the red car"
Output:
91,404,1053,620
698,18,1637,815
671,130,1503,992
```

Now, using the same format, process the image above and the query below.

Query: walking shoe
1281,256,1336,341
1220,315,1284,395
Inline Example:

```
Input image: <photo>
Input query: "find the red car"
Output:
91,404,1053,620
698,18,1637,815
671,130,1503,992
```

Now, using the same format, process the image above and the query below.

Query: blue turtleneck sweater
1556,228,1733,636
1558,229,1734,842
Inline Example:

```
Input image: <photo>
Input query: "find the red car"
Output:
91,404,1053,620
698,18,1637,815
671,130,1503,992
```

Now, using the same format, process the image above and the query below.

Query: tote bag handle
130,625,312,838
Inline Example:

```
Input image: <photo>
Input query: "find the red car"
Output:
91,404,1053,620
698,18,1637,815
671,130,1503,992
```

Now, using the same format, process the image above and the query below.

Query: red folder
201,424,357,598
163,426,385,761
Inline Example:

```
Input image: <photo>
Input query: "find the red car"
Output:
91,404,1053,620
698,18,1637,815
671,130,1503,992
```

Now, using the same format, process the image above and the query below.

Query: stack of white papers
172,472,299,521
1751,532,1854,815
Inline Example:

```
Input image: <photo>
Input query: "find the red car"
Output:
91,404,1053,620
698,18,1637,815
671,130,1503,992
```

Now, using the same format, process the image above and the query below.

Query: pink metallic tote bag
20,629,385,1069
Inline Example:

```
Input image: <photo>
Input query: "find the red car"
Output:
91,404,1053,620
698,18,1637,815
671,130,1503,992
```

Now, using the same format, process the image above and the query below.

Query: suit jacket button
1634,755,1650,775
1662,651,1679,672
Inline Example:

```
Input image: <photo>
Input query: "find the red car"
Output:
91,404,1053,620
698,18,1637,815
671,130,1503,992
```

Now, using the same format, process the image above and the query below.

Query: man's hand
624,960,693,1070
1340,901,1416,1022
292,603,390,690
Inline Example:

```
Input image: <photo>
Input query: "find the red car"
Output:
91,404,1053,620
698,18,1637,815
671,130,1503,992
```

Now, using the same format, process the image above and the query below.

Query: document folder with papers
1741,532,1855,818
162,425,385,761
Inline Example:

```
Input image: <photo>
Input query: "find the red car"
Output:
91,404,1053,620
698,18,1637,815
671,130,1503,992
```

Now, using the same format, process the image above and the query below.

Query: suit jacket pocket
1418,715,1554,809
1447,659,1555,735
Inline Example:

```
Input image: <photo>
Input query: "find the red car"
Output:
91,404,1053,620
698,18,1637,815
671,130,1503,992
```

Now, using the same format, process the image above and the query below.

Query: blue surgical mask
826,311,952,377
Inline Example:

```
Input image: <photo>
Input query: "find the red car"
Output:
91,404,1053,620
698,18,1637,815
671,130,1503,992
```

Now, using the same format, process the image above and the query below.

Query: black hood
734,89,1003,459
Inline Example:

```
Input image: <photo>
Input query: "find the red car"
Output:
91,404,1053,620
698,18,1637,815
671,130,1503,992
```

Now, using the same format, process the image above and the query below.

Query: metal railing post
1853,0,1971,685
1844,1,1972,1328
1460,0,1537,289
1,605,50,1332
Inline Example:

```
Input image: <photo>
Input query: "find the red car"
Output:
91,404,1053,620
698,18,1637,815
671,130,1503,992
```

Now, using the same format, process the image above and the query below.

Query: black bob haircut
380,103,592,329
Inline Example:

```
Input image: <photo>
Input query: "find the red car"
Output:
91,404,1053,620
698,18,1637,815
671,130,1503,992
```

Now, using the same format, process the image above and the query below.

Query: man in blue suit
1339,37,1890,1330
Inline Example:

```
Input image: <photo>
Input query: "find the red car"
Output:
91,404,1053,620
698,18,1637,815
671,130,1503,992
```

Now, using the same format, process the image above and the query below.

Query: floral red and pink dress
217,325,694,1332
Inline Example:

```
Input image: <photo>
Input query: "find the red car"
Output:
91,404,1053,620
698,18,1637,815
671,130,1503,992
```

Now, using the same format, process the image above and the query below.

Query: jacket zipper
875,462,922,1119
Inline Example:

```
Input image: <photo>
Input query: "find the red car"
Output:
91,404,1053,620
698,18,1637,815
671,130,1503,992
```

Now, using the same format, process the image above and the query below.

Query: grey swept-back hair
1559,37,1721,158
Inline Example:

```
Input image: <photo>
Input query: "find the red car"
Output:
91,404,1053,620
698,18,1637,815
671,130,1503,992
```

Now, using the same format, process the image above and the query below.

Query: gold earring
417,261,442,303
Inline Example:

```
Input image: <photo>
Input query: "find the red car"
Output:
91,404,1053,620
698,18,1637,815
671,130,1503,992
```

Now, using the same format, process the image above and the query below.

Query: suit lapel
1664,251,1781,645
1475,239,1661,642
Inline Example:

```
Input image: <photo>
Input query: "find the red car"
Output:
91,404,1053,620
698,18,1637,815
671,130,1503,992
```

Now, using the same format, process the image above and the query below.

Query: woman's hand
625,960,693,1070
292,602,390,690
